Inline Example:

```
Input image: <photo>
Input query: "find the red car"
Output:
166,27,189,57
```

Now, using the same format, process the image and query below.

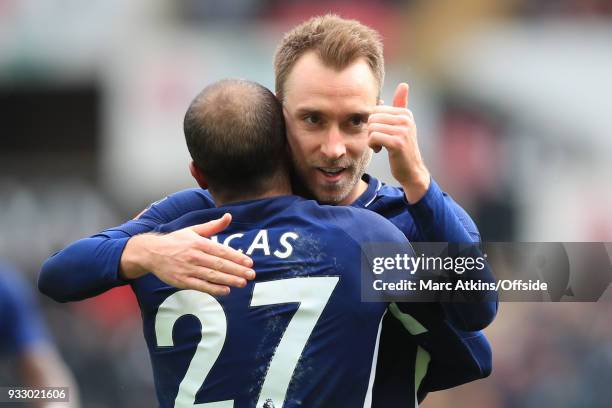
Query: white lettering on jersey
274,232,299,259
246,229,270,256
210,230,299,259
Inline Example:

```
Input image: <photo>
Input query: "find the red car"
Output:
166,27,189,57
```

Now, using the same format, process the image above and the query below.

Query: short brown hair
274,14,384,101
184,79,287,196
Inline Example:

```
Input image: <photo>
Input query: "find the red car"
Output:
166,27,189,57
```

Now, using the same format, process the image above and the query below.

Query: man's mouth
317,167,347,181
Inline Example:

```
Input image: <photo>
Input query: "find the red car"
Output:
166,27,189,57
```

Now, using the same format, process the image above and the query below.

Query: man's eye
348,115,365,127
304,115,320,125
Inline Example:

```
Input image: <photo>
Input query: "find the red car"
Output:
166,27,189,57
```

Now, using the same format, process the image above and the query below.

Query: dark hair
184,79,287,196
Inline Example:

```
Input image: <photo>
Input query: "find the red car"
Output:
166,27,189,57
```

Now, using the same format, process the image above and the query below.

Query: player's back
131,195,410,408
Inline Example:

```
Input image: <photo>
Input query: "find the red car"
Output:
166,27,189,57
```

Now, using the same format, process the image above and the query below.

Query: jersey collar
351,174,382,208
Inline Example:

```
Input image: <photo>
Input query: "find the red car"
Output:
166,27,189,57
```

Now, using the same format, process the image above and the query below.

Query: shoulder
378,183,406,199
148,188,214,213
363,181,407,212
136,188,215,223
157,207,226,234
94,188,215,237
292,199,384,224
292,201,408,245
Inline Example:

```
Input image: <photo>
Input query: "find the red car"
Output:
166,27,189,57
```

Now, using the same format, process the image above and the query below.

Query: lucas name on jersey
209,229,299,259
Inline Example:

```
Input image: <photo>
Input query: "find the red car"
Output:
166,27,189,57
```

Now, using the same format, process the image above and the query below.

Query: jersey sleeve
39,189,214,302
419,328,492,393
388,301,492,398
403,178,498,331
405,178,478,243
0,265,50,356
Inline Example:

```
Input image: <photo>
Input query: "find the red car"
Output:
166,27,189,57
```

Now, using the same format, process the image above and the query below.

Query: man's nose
320,126,346,160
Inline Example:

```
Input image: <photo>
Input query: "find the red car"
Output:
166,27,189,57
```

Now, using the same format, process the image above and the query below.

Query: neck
212,174,293,207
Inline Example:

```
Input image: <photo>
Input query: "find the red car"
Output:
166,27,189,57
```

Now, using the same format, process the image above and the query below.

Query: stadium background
1,0,611,406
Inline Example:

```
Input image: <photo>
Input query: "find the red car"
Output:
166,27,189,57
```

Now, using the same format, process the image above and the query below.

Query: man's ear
189,161,208,189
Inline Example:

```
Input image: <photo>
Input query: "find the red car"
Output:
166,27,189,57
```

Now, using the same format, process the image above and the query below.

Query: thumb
190,213,232,237
392,83,409,108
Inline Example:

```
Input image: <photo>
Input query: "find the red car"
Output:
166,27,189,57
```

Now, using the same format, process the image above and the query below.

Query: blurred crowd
424,303,612,408
1,0,611,407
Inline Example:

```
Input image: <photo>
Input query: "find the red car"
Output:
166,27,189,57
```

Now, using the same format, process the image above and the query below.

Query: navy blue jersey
1,263,49,356
132,195,412,407
40,175,495,405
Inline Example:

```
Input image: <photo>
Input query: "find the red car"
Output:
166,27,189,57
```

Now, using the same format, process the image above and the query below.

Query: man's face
282,51,378,205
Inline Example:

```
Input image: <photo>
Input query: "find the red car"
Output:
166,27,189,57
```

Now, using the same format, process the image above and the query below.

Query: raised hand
368,83,431,203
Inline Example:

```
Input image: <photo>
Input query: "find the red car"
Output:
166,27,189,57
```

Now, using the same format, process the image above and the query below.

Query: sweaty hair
274,14,384,102
184,79,287,197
